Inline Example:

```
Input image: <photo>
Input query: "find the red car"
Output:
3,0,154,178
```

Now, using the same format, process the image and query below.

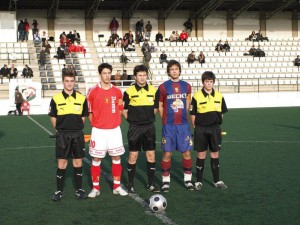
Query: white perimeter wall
1,92,300,116
93,10,122,42
267,11,292,39
130,11,158,42
0,11,17,42
203,11,227,39
16,9,48,40
3,10,295,41
55,10,86,41
165,11,189,39
234,12,259,39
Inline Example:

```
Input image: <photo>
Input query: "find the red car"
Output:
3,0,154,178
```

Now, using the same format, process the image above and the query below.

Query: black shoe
147,184,160,193
75,189,87,200
52,191,63,201
127,185,136,195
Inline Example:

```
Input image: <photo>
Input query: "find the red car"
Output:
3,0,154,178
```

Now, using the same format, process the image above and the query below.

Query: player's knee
210,152,219,158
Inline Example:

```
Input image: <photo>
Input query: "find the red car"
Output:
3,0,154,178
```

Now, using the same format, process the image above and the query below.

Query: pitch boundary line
27,116,177,225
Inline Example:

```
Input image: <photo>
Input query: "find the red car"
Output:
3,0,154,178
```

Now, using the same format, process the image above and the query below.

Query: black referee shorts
128,123,156,151
194,125,222,152
56,130,85,159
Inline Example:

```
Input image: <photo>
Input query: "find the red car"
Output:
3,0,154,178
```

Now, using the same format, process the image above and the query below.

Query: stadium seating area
0,37,300,98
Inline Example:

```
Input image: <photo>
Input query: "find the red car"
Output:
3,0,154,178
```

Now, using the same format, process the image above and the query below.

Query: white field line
27,116,177,225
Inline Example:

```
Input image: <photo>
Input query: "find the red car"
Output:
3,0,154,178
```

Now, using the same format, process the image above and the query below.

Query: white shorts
89,126,125,158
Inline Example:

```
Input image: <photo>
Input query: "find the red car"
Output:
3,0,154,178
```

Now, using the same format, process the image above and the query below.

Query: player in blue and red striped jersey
158,60,194,192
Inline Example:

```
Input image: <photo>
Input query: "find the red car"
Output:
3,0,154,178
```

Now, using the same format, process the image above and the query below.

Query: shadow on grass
273,124,300,130
0,131,4,139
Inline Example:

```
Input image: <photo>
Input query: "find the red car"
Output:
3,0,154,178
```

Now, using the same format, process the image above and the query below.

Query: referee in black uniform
190,71,228,191
49,72,89,201
123,64,160,194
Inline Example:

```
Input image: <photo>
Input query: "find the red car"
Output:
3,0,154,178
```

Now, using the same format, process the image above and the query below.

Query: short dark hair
167,60,181,76
201,71,216,83
62,72,75,81
98,63,112,74
133,64,148,76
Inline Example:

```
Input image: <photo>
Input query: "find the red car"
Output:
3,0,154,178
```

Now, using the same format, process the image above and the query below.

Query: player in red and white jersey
87,63,128,197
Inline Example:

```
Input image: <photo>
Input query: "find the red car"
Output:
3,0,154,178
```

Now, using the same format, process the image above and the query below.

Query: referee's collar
135,83,149,91
201,88,215,97
62,90,76,99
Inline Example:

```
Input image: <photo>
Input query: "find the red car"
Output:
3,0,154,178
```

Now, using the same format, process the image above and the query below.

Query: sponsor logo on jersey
167,93,187,99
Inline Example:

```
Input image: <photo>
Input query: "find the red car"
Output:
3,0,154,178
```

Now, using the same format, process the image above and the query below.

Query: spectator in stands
125,43,135,52
254,45,265,57
22,64,33,78
106,36,114,47
60,34,70,49
39,47,46,66
67,31,75,43
198,51,205,65
128,36,135,46
115,37,122,48
121,37,129,51
215,40,223,52
143,48,152,69
59,31,66,39
294,55,300,67
18,20,25,42
135,31,144,44
121,70,128,81
187,51,196,66
247,45,257,56
145,21,152,40
114,70,122,86
62,64,68,76
120,53,130,64
159,51,169,64
136,19,144,35
73,30,81,43
68,64,77,76
169,31,179,42
141,40,151,53
54,47,66,62
246,31,256,41
24,19,29,42
179,30,188,44
9,64,18,79
32,19,39,39
111,31,119,45
223,40,230,52
124,30,134,40
256,30,269,42
0,64,9,84
109,17,119,34
33,31,41,44
183,18,193,36
155,31,164,45
150,43,157,53
43,40,51,54
41,31,48,45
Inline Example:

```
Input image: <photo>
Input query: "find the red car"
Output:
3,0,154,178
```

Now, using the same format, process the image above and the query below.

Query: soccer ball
148,194,167,213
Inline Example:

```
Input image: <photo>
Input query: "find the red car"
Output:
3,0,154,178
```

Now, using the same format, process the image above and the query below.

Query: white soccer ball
148,194,167,213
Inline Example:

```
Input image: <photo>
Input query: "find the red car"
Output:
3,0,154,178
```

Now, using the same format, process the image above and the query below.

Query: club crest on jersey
105,97,109,103
162,137,166,144
171,99,184,112
175,87,179,92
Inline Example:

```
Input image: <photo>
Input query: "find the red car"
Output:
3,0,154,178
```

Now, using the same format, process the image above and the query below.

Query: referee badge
162,137,167,145
76,105,80,111
148,97,153,102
